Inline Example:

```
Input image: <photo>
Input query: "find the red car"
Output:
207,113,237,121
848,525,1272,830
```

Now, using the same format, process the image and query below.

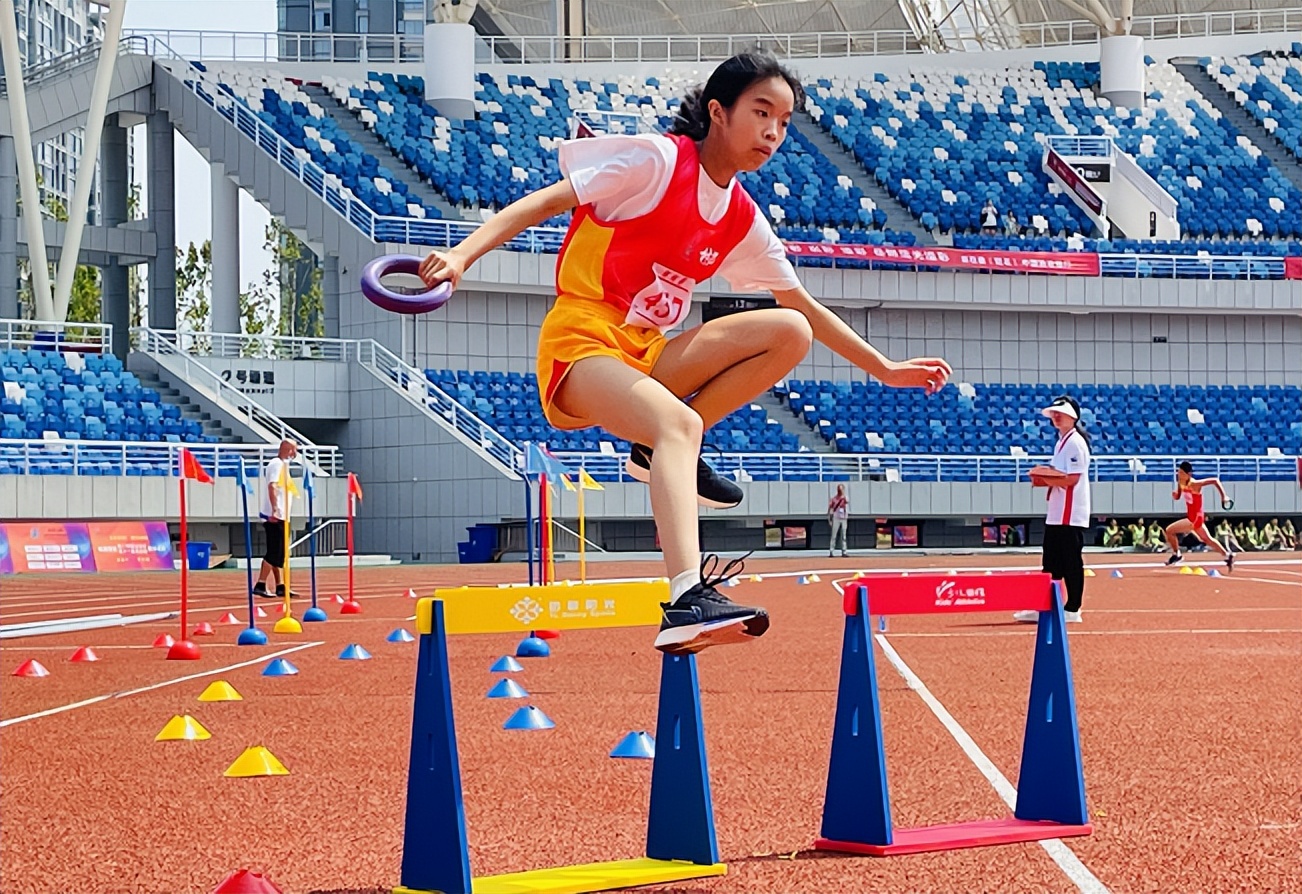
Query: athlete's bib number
626,264,695,331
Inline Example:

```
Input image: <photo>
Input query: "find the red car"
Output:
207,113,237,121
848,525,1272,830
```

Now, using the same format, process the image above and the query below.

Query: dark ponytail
669,50,805,141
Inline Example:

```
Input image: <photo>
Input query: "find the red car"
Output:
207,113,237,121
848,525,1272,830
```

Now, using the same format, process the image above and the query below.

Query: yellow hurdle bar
394,857,726,894
417,581,670,636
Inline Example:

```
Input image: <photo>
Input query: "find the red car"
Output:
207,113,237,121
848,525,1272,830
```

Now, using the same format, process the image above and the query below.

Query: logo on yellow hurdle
421,580,670,635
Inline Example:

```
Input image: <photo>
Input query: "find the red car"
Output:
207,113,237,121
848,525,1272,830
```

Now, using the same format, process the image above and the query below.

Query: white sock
669,569,701,603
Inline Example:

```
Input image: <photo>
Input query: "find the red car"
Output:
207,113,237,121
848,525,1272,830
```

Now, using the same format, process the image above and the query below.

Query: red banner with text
1285,257,1302,280
783,242,1101,275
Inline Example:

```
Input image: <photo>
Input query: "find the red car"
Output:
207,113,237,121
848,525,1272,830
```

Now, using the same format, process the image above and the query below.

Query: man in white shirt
1017,396,1092,624
252,440,298,598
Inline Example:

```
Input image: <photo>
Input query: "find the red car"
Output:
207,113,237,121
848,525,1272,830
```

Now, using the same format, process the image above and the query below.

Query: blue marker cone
503,705,554,730
877,615,888,632
338,643,372,660
237,627,268,646
1208,568,1222,578
490,655,524,673
387,628,415,643
516,636,551,658
303,606,328,623
487,678,529,699
798,575,809,585
262,658,299,676
1111,569,1124,578
610,730,655,759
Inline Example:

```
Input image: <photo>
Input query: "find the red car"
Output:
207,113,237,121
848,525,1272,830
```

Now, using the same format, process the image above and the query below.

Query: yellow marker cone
1194,566,1208,576
198,681,243,702
1084,569,1096,577
224,746,290,778
1179,565,1194,575
749,574,763,583
155,714,211,741
808,573,821,583
273,615,303,634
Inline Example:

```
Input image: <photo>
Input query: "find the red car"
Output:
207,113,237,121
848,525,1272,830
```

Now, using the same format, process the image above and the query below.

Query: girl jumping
420,52,950,654
1164,460,1235,572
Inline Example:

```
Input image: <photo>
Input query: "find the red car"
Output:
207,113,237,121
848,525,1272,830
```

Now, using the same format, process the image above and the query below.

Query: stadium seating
776,379,1302,460
1205,52,1302,159
807,61,1302,239
0,349,216,476
424,368,800,460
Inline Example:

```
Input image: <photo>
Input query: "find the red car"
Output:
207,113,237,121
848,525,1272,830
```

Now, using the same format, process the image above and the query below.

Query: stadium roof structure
473,0,1301,53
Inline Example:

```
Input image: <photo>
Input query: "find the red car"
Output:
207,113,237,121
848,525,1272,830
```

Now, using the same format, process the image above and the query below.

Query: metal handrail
0,318,112,352
289,518,347,556
159,330,355,362
124,10,1302,64
0,35,147,93
0,438,316,477
130,327,338,474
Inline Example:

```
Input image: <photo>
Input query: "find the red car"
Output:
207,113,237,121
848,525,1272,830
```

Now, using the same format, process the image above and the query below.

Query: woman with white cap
1015,395,1091,624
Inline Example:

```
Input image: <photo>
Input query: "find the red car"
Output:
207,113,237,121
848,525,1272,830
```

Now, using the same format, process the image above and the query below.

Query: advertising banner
87,522,175,572
0,522,174,574
783,242,1102,275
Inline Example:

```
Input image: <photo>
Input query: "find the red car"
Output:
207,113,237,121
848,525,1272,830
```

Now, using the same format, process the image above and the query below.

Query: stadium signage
1044,148,1105,216
783,242,1101,275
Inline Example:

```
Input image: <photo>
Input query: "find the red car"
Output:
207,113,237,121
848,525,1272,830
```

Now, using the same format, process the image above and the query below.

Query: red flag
348,472,363,501
180,448,213,484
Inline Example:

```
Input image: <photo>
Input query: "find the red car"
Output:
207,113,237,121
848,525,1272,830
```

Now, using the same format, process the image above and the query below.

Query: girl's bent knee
656,406,704,446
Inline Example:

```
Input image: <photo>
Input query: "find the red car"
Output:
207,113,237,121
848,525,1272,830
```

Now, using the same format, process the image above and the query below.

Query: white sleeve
715,214,802,294
1051,436,1087,474
557,133,676,221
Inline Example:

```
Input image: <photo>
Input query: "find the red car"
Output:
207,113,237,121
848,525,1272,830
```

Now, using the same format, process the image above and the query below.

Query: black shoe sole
624,456,743,510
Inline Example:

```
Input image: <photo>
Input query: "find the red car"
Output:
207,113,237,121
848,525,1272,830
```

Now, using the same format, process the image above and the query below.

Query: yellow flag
579,469,604,491
560,474,576,492
279,466,301,497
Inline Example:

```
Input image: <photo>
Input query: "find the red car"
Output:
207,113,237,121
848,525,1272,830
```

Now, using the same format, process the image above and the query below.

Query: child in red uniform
1165,460,1234,572
420,52,951,653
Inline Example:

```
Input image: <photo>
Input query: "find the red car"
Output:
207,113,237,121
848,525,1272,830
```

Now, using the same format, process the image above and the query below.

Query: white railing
549,452,1300,485
131,327,339,475
0,35,148,92
0,438,319,478
125,9,1302,65
162,330,355,362
0,318,112,353
353,338,524,478
1112,149,1179,221
289,518,348,556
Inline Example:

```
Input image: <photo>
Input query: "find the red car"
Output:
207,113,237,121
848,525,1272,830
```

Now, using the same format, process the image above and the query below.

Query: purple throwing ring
361,255,454,314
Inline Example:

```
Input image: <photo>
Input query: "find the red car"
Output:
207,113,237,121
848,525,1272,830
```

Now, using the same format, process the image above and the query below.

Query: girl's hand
419,249,467,289
879,357,952,395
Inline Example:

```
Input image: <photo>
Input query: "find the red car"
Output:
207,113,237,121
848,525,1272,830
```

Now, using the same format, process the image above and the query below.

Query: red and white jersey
1182,487,1204,522
554,133,798,332
1045,429,1091,528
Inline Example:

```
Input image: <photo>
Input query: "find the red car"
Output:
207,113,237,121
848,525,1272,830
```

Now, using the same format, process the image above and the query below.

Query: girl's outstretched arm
771,285,951,394
420,180,579,287
1195,476,1228,502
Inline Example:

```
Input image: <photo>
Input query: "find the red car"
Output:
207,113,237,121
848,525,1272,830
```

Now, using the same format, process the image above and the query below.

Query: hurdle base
394,858,725,894
815,817,1092,857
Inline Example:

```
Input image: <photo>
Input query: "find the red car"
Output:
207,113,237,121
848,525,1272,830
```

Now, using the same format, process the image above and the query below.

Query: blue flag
303,463,315,498
235,457,254,496
526,442,571,479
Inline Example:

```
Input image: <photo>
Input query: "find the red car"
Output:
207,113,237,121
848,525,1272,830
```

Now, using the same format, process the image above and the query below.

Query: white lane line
873,634,1110,894
0,642,323,729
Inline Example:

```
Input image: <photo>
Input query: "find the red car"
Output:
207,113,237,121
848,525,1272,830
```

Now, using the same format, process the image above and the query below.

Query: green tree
176,239,212,352
16,185,103,338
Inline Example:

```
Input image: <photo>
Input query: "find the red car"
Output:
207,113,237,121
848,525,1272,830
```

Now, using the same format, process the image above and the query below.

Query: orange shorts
536,297,670,431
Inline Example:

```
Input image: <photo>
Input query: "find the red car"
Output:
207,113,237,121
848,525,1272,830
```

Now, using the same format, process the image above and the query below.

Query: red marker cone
534,630,561,640
211,868,284,894
192,622,215,637
217,612,241,625
152,633,176,649
254,606,268,619
12,659,49,677
69,647,99,663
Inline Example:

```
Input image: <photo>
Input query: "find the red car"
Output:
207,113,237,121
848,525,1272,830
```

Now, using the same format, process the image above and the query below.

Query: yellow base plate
422,581,669,635
394,858,726,894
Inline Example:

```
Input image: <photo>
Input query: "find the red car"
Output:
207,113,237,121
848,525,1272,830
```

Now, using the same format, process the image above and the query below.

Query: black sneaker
654,554,769,654
275,585,301,598
626,443,744,510
252,583,274,598
1226,552,1235,573
1165,553,1183,566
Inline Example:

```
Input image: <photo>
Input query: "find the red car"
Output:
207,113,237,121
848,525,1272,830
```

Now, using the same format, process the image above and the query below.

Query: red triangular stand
211,868,284,894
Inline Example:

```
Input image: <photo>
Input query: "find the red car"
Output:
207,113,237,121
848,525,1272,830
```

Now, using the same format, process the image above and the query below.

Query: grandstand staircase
131,369,235,442
299,83,472,222
1174,61,1302,196
793,113,935,245
754,391,835,454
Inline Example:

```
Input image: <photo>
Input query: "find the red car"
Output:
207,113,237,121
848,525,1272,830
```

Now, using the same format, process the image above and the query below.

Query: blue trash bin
186,542,212,571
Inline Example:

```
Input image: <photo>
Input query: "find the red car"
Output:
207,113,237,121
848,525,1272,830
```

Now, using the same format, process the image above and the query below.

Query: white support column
210,163,240,334
52,0,127,321
0,0,53,320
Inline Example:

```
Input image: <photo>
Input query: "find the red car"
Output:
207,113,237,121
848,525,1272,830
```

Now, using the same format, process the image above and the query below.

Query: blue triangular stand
400,600,473,894
262,658,299,676
819,584,891,846
490,655,524,673
487,678,529,699
504,705,555,730
388,628,415,643
646,653,718,865
339,643,372,660
611,730,656,759
1014,582,1088,825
